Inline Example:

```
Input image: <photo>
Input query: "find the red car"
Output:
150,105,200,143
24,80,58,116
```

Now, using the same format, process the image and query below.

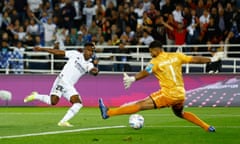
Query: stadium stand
0,0,240,74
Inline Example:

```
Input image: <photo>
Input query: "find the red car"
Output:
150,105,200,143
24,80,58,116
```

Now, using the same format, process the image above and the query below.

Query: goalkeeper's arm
134,70,150,81
190,53,223,64
123,70,149,89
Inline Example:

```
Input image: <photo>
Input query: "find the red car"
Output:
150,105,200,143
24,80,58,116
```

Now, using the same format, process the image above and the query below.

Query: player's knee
50,95,59,105
172,108,183,118
172,105,184,118
51,101,57,105
173,111,183,118
70,95,81,104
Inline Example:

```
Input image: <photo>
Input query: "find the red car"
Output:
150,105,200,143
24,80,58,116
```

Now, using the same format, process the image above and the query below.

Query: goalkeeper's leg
107,97,155,117
172,105,215,132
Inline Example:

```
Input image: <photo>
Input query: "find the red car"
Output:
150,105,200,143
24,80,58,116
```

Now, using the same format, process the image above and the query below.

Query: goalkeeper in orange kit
99,40,221,132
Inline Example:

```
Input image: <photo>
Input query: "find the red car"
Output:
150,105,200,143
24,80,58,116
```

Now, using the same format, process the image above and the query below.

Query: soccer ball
129,114,144,129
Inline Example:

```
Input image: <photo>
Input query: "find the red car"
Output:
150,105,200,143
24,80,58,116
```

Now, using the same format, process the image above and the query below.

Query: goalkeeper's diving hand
123,73,136,89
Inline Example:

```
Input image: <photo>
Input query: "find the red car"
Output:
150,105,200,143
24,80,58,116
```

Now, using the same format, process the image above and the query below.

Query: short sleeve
87,63,94,72
65,51,77,59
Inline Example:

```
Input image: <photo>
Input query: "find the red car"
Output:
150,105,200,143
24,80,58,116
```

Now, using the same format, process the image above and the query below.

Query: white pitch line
1,125,240,139
0,125,126,139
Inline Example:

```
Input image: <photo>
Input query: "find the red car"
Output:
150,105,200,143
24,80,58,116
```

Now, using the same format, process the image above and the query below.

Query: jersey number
56,85,64,92
169,65,177,82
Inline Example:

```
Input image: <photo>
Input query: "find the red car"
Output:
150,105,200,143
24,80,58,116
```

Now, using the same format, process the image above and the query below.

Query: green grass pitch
0,107,240,144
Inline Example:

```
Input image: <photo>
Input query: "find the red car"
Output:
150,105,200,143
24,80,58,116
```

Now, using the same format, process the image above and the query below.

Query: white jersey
27,0,43,12
83,7,96,28
59,51,94,85
43,23,56,42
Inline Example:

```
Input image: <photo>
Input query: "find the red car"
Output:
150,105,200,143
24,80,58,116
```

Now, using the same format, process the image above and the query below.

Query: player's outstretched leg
24,91,51,104
98,98,109,119
182,112,216,132
172,106,216,132
24,91,38,103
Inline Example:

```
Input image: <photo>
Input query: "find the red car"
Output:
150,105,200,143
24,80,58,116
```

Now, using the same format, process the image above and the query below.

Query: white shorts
50,77,81,101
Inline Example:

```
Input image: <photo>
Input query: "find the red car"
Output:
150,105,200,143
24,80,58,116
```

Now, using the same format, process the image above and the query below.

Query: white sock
60,103,83,123
35,94,51,105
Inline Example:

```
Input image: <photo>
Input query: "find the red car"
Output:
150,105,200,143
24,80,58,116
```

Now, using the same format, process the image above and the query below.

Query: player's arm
91,53,99,67
89,67,99,76
190,56,211,64
87,61,99,76
190,55,222,64
34,46,65,56
134,70,150,81
123,61,152,90
91,42,99,67
159,16,174,31
123,70,149,89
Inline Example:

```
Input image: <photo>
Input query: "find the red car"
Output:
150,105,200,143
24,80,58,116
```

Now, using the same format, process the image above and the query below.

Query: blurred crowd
1,0,240,73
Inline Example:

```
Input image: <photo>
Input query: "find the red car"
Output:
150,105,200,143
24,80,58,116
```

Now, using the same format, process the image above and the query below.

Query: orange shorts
150,87,185,108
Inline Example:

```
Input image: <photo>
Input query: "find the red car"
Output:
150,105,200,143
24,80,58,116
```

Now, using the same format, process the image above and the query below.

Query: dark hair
149,40,162,49
84,42,94,47
143,29,150,34
83,42,95,53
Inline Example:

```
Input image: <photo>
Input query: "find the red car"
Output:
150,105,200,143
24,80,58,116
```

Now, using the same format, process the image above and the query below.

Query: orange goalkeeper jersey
145,52,192,97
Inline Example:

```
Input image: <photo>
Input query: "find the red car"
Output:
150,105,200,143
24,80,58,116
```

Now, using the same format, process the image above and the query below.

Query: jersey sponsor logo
74,58,86,73
158,57,178,67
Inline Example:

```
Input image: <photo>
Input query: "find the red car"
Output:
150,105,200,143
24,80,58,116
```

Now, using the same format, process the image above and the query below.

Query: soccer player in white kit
24,43,99,127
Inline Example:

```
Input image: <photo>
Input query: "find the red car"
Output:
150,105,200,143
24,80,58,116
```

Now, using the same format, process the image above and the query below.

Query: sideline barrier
0,74,239,107
1,44,240,74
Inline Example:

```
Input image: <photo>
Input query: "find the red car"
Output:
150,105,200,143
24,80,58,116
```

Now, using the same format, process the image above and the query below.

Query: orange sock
183,111,210,131
108,104,140,117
